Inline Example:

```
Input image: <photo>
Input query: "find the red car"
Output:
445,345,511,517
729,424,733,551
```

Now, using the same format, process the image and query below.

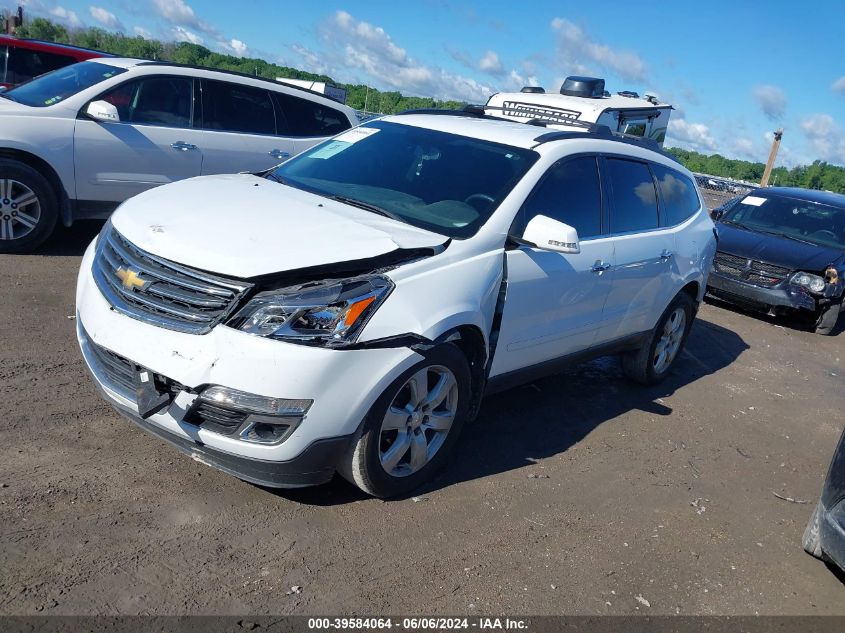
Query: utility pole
760,128,783,187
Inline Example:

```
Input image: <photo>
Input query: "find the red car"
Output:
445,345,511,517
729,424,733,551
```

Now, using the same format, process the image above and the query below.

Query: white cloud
665,118,718,153
89,6,124,31
752,85,786,121
311,11,495,103
153,0,218,37
48,6,83,29
291,43,330,75
171,25,203,45
478,50,504,75
800,114,845,165
133,26,153,39
228,39,249,57
550,18,647,83
832,76,845,95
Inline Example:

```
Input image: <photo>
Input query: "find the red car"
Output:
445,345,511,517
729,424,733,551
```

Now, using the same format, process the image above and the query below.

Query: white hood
110,174,447,278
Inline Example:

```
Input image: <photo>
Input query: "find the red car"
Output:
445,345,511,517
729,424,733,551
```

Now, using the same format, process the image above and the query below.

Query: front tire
815,301,841,336
0,159,59,254
339,343,471,498
622,292,696,385
803,500,825,559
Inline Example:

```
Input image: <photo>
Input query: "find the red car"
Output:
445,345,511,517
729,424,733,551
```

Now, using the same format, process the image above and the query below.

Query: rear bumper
707,272,819,314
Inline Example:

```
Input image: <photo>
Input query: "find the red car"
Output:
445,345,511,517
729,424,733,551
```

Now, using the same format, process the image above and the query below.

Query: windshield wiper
329,195,405,223
0,93,15,101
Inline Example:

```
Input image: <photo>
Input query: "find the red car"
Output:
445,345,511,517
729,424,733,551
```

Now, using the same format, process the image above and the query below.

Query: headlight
790,271,826,294
229,275,393,346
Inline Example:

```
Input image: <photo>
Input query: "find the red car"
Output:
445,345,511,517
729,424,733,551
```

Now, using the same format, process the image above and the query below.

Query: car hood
110,174,448,279
716,222,845,272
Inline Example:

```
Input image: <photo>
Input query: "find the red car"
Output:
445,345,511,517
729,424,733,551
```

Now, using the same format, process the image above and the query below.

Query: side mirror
85,100,120,123
519,214,580,254
710,208,724,220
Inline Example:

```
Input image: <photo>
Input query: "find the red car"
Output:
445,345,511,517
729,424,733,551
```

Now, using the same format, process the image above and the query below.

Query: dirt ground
1,221,844,616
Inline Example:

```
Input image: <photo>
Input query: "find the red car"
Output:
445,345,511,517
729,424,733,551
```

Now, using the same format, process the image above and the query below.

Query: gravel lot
1,221,844,615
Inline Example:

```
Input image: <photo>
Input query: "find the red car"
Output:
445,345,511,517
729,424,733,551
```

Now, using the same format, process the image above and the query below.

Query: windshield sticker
309,128,379,160
742,196,767,206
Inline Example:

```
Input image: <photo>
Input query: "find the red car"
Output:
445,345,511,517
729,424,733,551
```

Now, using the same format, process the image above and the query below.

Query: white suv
76,110,716,497
0,58,358,252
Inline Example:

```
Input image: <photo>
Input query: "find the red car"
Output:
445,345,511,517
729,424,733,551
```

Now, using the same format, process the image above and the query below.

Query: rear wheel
815,301,841,336
803,500,825,559
339,343,471,498
622,292,696,385
0,159,59,254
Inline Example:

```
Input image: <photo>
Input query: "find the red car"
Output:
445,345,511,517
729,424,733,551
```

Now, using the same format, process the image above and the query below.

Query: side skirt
483,330,650,396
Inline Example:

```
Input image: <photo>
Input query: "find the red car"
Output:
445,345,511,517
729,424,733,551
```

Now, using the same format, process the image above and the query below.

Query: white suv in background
0,58,358,252
76,110,716,497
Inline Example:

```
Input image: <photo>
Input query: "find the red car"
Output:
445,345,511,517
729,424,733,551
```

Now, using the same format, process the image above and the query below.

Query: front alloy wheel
378,365,458,477
0,179,42,242
340,343,471,498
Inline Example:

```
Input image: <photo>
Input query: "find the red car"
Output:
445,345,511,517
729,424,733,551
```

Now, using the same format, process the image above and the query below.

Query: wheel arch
431,324,488,421
0,148,72,226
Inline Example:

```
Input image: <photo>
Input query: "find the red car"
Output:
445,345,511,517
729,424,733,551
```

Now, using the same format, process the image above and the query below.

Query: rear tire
803,500,825,559
815,301,841,336
622,292,696,385
339,343,471,498
0,159,59,254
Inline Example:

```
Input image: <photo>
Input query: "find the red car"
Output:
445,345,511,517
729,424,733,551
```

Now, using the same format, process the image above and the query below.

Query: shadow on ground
276,316,750,505
704,294,844,337
32,220,105,257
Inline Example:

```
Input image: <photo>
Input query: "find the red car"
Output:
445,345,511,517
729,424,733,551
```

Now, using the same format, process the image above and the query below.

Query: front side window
1,46,8,84
268,120,538,238
100,76,193,128
652,164,700,226
520,156,603,239
202,80,275,135
606,158,659,233
723,195,845,250
3,61,126,107
274,91,351,137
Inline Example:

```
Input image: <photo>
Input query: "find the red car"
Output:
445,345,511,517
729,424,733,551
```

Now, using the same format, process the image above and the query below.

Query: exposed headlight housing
229,275,393,346
790,271,826,294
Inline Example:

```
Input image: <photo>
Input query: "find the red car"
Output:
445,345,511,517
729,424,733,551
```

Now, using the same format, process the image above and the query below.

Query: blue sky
10,0,845,166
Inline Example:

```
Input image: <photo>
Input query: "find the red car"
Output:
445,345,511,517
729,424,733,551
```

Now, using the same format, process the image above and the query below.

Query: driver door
74,75,204,204
489,155,616,377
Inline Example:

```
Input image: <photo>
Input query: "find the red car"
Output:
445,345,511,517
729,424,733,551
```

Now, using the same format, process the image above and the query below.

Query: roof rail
395,105,512,122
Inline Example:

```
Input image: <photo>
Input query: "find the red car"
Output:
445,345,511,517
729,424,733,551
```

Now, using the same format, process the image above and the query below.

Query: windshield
723,194,845,250
268,120,538,238
4,61,126,108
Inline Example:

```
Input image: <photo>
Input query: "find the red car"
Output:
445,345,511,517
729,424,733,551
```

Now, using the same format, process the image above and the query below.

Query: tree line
9,16,845,194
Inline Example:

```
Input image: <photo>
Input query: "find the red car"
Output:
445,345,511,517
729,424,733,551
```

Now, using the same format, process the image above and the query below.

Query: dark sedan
804,426,845,573
708,187,845,334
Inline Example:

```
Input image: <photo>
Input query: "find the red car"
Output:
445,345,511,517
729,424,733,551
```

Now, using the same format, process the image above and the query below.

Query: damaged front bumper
76,240,423,488
707,271,835,317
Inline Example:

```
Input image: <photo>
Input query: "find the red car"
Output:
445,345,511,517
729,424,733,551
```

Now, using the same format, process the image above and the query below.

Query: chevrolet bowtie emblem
115,266,148,291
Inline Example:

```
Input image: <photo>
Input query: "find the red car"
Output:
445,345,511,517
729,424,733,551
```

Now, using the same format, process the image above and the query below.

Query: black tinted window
1,46,7,84
202,80,275,135
274,92,350,137
100,77,192,128
652,164,700,226
521,156,603,238
7,48,74,84
607,159,658,233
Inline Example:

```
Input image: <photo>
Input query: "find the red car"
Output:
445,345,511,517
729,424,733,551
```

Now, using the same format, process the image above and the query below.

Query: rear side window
100,76,193,128
652,164,701,226
521,156,603,238
7,47,74,84
273,91,351,137
1,46,7,83
606,158,659,233
202,80,275,135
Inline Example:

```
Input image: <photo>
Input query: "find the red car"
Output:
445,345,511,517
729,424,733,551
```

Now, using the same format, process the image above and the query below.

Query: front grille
713,251,791,288
92,225,252,334
82,324,185,399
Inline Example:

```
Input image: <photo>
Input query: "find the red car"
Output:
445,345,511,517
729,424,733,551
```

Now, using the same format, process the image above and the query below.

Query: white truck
486,75,672,146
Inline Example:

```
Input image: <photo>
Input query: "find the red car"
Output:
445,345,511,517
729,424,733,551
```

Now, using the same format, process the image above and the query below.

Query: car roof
754,187,845,208
0,35,113,58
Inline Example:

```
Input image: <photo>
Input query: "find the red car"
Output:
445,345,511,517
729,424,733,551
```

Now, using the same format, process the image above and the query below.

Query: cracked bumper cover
707,272,821,313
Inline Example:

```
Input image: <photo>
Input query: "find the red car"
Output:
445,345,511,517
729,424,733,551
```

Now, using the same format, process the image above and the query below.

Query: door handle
591,260,612,273
660,250,674,261
269,149,291,160
171,141,197,151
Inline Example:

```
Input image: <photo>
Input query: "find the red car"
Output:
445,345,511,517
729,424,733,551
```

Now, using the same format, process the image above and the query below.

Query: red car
0,36,112,88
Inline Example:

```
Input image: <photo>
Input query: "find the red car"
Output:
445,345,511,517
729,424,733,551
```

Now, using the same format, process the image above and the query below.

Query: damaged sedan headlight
229,275,393,346
790,271,826,294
